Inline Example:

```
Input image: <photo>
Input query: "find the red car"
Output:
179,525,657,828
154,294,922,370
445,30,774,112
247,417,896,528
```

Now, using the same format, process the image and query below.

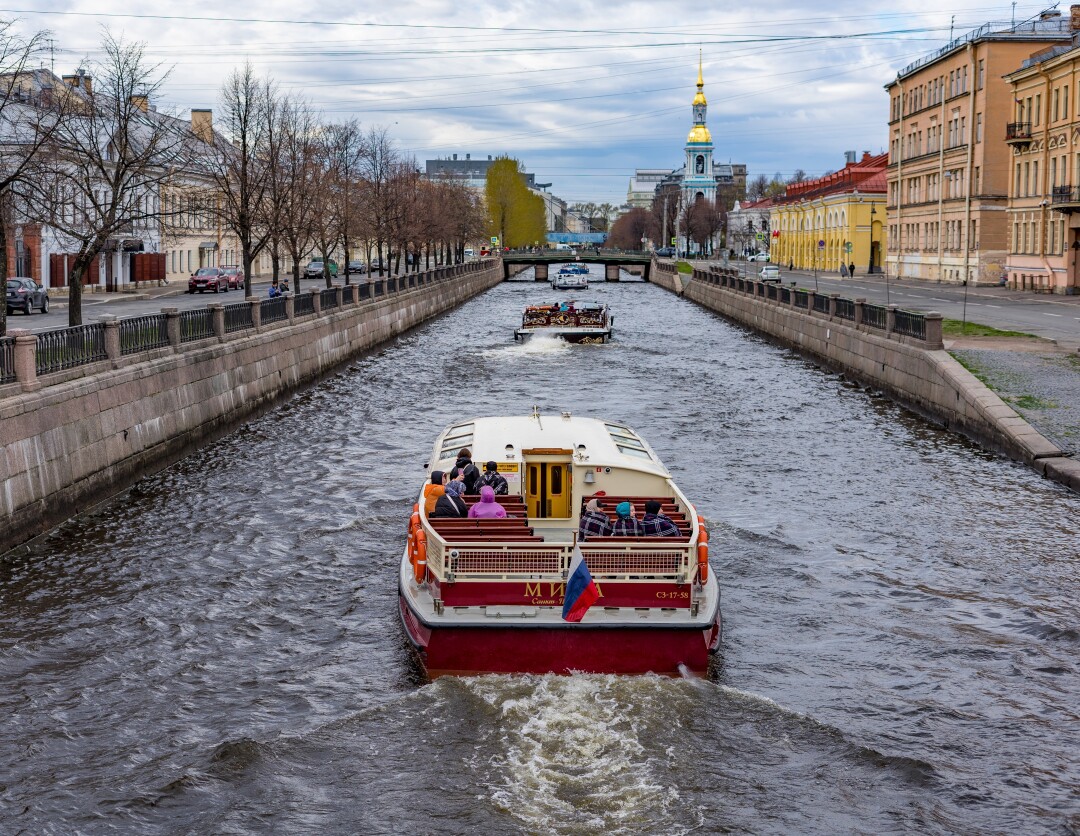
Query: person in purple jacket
467,486,508,519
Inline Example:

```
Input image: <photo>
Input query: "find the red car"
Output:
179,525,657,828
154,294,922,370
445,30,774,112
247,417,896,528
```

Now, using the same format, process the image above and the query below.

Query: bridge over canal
501,250,654,281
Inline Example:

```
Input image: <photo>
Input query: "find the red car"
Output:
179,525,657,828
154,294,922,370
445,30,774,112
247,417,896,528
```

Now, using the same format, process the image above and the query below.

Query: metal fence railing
294,293,315,317
224,302,254,333
119,314,170,355
0,336,15,384
180,308,214,343
319,288,339,310
793,289,809,309
863,303,888,330
894,309,926,339
835,298,855,321
780,287,790,305
813,294,830,314
261,296,287,324
35,324,107,375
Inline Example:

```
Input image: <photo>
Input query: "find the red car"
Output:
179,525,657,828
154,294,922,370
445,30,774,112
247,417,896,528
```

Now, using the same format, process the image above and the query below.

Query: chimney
1071,4,1080,30
191,109,213,143
844,150,857,165
488,154,492,160
130,94,149,113
40,84,53,107
78,69,92,95
61,74,79,88
453,153,458,160
466,153,471,160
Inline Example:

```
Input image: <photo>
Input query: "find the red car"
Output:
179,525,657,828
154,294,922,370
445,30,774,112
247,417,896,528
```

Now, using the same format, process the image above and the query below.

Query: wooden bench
585,536,691,543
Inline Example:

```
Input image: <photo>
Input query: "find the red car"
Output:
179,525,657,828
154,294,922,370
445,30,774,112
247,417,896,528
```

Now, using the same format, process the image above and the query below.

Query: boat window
550,466,562,494
439,424,474,456
616,444,652,460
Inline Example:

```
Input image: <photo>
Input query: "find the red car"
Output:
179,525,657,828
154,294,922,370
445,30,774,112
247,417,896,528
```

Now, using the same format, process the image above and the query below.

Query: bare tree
0,22,67,336
322,119,364,284
356,126,398,276
274,95,319,290
202,63,278,297
21,32,188,326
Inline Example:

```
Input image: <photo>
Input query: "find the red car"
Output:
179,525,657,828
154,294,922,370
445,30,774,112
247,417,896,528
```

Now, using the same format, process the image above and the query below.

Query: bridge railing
0,258,498,394
680,261,942,348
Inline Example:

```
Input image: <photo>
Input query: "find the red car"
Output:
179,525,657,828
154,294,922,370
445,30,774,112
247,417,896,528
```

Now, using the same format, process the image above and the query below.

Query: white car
759,265,781,283
747,253,770,262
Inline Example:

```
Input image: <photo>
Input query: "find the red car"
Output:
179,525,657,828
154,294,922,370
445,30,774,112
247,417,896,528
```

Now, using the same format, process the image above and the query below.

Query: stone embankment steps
0,262,502,555
651,259,1080,495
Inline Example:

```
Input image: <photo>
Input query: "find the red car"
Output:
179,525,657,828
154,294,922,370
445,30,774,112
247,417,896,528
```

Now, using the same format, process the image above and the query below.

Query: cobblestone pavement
950,344,1080,453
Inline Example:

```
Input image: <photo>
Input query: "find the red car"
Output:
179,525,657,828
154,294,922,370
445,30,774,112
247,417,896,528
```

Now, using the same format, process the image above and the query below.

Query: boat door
523,450,572,519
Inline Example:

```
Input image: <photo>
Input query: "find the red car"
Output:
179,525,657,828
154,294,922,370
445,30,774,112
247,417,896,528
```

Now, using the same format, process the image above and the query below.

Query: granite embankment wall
652,261,1080,493
0,262,502,554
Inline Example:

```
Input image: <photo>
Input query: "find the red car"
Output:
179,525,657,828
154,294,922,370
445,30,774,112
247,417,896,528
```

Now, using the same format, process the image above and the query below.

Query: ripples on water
2,268,1078,834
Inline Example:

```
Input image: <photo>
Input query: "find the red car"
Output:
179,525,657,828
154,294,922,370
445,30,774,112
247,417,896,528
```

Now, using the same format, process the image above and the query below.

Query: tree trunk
242,243,254,298
68,252,94,327
271,245,280,284
0,216,8,337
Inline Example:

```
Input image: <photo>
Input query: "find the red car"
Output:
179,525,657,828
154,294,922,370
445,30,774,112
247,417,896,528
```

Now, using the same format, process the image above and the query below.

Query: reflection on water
2,274,1079,834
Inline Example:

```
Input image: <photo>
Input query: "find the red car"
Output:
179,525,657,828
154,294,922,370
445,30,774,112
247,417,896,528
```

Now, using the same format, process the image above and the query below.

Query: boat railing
427,538,694,582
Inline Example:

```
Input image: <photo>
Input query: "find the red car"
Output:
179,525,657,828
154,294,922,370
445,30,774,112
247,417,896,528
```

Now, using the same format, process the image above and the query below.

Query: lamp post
871,205,888,305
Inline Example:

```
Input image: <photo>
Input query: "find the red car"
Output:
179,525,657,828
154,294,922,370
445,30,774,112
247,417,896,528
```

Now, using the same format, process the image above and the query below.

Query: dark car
6,277,49,315
188,267,229,293
654,247,676,258
346,260,367,275
220,266,244,289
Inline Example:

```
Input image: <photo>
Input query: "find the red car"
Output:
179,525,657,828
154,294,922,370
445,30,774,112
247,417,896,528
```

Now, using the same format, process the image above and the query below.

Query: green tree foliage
485,156,545,247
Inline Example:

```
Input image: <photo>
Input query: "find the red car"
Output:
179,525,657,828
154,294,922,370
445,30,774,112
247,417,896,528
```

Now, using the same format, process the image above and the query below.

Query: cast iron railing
863,303,887,330
813,294,830,314
1006,122,1032,141
120,314,169,355
261,296,287,324
224,302,254,333
320,288,339,310
180,309,213,342
0,336,15,384
894,309,926,339
835,298,855,321
35,324,107,374
294,293,315,317
793,290,809,309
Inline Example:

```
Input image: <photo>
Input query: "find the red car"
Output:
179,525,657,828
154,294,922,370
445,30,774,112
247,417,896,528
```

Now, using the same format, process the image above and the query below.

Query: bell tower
683,51,716,205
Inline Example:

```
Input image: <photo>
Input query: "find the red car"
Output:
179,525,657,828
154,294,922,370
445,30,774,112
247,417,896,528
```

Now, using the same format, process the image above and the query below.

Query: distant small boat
554,273,588,290
514,300,613,344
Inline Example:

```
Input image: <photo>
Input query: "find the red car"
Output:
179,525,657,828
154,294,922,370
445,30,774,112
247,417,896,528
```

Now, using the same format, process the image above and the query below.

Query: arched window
695,191,704,202
696,155,705,174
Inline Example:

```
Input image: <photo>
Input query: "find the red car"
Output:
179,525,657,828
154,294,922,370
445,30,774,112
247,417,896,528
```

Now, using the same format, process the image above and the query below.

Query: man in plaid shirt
578,498,612,540
640,500,682,537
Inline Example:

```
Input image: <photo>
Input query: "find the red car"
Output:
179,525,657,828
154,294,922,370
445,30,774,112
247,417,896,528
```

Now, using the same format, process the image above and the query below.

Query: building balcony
1051,185,1080,211
1006,122,1033,148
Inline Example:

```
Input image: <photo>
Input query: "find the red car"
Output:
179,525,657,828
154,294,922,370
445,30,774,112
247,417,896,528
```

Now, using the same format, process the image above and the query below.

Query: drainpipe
1037,65,1053,291
937,69,947,281
894,77,904,280
962,43,977,285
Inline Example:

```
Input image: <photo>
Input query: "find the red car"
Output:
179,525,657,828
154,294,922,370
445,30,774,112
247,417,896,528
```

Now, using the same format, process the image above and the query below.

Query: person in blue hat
610,501,644,536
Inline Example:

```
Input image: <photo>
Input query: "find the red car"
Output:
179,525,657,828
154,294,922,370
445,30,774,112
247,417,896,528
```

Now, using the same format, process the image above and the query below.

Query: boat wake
460,674,704,836
482,332,571,359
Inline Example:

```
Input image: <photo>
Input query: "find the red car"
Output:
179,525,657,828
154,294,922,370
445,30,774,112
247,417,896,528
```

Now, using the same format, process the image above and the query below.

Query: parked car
6,277,48,314
747,252,770,262
654,246,676,258
188,267,229,293
346,260,367,275
304,260,339,279
759,265,781,283
220,265,244,289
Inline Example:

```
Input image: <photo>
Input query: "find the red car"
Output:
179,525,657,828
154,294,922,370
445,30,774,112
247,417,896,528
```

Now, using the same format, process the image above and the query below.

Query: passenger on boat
579,499,612,540
424,471,446,516
432,489,467,518
479,461,509,495
454,448,482,494
610,501,645,536
445,468,466,498
467,486,507,519
640,500,682,537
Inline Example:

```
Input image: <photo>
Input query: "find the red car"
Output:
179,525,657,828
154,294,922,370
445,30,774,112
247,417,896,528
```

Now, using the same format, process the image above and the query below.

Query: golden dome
687,124,712,143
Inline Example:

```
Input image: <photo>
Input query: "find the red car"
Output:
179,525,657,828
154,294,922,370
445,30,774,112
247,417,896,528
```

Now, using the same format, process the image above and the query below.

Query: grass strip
942,319,1037,338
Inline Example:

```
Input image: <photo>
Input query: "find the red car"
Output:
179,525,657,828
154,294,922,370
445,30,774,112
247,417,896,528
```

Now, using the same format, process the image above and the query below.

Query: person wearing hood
445,468,467,499
610,501,644,536
468,486,507,519
578,498,612,541
432,488,467,518
454,448,482,494
479,461,509,495
424,471,446,516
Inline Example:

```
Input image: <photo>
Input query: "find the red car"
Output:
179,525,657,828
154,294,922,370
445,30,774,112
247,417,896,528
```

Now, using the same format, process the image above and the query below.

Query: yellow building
885,10,1077,285
1002,40,1080,293
770,153,887,276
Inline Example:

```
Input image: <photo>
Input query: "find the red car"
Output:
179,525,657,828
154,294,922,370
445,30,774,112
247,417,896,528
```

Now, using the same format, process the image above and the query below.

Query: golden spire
692,50,707,107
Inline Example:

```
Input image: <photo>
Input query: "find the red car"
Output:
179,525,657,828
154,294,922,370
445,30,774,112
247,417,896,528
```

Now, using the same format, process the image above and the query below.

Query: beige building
885,10,1078,285
1003,38,1080,293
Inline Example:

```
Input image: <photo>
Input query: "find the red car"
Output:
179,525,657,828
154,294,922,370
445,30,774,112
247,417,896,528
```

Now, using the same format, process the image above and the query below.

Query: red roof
778,152,887,203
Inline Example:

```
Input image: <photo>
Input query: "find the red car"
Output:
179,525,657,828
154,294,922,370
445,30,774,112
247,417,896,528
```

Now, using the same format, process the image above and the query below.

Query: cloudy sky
4,1,1057,204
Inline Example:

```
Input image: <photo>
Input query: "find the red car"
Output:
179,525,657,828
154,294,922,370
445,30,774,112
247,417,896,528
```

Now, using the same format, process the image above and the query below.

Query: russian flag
562,545,599,622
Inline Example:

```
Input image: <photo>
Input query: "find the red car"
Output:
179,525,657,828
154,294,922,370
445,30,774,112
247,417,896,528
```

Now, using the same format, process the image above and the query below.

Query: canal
2,270,1078,834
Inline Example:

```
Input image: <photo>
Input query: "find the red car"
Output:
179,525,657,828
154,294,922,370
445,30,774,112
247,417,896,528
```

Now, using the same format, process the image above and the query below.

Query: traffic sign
755,232,766,240
818,239,825,249
671,237,677,245
491,236,499,244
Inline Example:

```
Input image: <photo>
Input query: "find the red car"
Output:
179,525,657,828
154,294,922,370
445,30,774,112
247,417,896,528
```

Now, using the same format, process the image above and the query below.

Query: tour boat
399,414,722,677
513,300,613,344
553,273,589,290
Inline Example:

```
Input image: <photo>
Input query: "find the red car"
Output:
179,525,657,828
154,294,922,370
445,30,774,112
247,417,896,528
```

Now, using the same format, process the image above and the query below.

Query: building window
1065,86,1070,120
1033,95,1040,126
1054,88,1060,122
1033,161,1039,196
975,112,982,143
977,59,985,90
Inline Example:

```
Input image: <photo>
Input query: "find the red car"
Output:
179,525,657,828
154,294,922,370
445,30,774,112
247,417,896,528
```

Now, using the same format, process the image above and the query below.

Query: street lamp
871,205,888,304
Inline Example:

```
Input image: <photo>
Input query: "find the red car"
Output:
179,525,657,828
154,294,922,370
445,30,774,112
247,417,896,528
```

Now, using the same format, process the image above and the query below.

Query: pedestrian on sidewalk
840,263,849,278
849,261,855,278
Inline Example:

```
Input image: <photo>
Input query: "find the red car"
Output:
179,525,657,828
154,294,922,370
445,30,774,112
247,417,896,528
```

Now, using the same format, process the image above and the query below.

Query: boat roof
432,415,670,475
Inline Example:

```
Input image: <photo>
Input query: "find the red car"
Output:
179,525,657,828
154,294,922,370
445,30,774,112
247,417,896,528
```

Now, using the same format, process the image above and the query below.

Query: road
712,263,1080,346
7,277,375,334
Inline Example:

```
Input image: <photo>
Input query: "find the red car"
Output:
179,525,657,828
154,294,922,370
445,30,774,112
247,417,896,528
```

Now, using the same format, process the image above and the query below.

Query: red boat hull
399,593,722,678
